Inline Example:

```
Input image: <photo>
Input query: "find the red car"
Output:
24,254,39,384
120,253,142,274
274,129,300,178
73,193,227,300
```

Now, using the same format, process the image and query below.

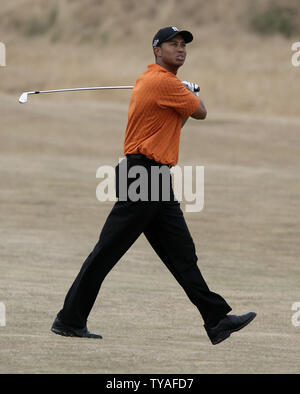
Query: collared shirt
124,64,200,166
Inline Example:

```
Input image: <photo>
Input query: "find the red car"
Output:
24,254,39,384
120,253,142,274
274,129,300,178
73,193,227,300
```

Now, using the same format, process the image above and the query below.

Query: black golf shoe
205,312,256,345
51,316,102,339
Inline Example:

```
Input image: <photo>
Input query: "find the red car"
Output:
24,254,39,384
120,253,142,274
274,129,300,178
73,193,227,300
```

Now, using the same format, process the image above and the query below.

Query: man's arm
182,96,207,127
181,81,207,125
182,98,206,127
191,98,207,119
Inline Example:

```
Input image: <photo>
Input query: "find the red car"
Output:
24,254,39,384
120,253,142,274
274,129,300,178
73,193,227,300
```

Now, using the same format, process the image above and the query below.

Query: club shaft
33,86,133,95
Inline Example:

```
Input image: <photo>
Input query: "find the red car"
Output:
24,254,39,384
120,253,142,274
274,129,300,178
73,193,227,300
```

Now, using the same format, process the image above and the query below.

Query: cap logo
172,27,179,31
153,39,159,46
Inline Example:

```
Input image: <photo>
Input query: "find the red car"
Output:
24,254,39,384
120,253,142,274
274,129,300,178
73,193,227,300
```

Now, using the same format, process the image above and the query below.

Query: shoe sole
211,312,257,345
51,327,77,337
51,327,102,339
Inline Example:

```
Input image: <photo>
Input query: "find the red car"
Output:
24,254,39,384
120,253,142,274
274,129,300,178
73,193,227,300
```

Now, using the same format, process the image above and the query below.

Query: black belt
126,154,172,168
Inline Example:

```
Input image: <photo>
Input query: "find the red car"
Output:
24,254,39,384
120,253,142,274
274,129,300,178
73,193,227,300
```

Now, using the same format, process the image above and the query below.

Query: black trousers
58,155,231,329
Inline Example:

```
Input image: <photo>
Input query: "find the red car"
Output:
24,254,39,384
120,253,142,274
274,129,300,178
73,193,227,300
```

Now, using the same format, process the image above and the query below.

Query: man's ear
153,46,162,59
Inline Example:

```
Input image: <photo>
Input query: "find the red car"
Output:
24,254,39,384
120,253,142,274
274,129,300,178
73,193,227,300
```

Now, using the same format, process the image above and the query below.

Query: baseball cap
152,26,193,47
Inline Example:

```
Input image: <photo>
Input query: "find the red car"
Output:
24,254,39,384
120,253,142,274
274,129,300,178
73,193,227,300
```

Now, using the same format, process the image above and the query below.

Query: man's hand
182,81,200,97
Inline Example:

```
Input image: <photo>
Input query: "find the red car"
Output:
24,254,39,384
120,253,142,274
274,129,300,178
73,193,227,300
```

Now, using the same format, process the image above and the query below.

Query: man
51,27,256,345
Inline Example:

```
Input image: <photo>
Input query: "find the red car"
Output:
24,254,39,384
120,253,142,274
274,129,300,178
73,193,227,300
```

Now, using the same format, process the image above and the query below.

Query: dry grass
1,0,300,374
0,92,300,373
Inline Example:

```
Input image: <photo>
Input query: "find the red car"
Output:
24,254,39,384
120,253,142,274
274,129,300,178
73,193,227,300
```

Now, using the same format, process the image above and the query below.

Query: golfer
51,27,256,345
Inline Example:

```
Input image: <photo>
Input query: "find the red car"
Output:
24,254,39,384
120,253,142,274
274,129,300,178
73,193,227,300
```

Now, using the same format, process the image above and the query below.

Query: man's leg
57,200,160,328
143,200,232,328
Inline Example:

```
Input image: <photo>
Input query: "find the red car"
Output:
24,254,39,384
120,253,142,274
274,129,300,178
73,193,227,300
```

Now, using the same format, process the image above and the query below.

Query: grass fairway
0,92,299,373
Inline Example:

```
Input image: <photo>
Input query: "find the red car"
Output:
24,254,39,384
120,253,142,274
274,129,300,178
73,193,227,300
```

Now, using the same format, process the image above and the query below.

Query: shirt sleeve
156,74,201,117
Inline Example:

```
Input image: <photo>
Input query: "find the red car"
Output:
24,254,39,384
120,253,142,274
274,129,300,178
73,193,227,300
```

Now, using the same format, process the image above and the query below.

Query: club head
19,92,28,104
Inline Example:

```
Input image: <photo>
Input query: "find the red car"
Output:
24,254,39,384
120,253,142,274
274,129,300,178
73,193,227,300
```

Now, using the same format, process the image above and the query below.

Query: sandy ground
0,91,300,374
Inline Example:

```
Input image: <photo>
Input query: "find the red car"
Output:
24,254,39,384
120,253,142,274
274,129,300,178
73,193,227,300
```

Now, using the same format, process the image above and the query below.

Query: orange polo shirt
123,64,200,166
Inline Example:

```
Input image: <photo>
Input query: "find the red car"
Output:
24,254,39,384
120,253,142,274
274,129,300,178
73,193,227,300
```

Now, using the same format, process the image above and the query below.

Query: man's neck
155,60,179,75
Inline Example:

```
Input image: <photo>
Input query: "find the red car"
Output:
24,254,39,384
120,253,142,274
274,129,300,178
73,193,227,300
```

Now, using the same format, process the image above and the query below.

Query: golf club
18,85,134,104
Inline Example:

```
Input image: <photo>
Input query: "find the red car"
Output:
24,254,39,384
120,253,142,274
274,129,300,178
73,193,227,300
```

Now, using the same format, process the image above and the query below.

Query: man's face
154,34,187,68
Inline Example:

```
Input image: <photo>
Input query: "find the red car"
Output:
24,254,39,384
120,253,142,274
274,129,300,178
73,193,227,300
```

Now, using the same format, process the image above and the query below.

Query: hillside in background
2,0,300,43
1,0,300,116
